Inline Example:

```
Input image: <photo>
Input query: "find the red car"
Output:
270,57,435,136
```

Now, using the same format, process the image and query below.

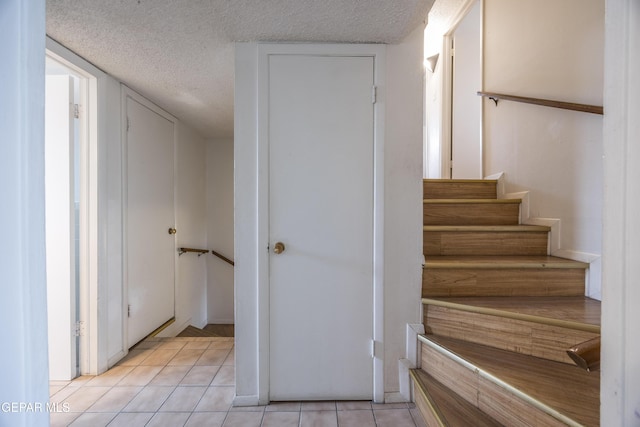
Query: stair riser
423,305,598,364
424,231,548,256
421,343,568,427
424,203,519,226
413,388,445,427
424,181,497,199
423,268,586,297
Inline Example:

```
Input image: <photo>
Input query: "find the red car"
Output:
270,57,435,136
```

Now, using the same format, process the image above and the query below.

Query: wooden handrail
478,91,603,115
178,247,209,256
211,249,235,266
567,336,600,372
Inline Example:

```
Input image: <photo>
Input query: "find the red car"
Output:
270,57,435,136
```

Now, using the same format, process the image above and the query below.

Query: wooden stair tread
421,335,600,427
410,368,502,427
424,198,520,204
424,225,550,232
424,179,498,199
424,255,588,269
424,179,496,183
423,296,600,332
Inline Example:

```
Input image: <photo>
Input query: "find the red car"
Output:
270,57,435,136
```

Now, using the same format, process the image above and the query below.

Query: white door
45,75,77,380
269,55,375,400
126,95,176,347
451,0,482,179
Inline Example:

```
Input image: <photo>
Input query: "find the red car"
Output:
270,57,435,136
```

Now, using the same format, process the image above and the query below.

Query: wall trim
233,395,260,407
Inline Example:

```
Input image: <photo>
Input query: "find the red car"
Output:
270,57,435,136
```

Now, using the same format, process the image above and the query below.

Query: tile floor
49,336,426,427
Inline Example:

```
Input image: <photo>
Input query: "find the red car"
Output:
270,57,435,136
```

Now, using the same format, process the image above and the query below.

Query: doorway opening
45,53,95,380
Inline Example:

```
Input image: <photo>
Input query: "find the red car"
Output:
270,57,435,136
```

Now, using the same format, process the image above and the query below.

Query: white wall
482,0,604,298
0,0,50,424
206,139,235,324
172,124,209,330
384,25,425,396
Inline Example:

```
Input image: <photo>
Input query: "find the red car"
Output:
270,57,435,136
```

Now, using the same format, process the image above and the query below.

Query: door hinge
372,86,377,104
371,339,376,358
128,304,131,318
126,116,130,132
73,104,80,119
74,321,85,337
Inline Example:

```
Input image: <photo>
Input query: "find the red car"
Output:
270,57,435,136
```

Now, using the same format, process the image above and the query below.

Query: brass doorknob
168,228,177,235
273,242,285,254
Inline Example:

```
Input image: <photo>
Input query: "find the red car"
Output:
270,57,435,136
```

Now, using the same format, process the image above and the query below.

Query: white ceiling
46,0,433,140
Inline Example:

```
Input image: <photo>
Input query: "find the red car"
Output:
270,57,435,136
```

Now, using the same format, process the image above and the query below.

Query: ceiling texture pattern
47,0,433,139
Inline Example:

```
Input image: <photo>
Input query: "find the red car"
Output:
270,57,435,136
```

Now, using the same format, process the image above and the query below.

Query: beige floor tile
69,376,93,387
184,412,227,426
107,412,155,427
146,411,191,427
121,385,175,412
301,401,337,411
373,408,417,427
184,341,213,350
84,365,134,387
208,341,234,350
181,365,220,386
196,349,231,366
168,348,206,366
229,405,265,413
117,365,163,386
149,365,192,386
299,410,338,427
410,407,428,427
372,402,409,410
221,411,263,427
140,348,181,366
50,384,79,403
116,349,155,366
223,349,235,365
49,411,80,427
211,366,235,386
157,340,187,350
63,386,111,412
134,340,162,350
159,385,207,412
265,401,301,412
86,386,142,412
49,385,66,397
261,411,300,427
194,386,235,412
336,401,372,410
68,411,116,426
337,409,376,427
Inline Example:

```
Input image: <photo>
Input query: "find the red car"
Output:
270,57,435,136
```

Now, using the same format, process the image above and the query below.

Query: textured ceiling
46,0,433,140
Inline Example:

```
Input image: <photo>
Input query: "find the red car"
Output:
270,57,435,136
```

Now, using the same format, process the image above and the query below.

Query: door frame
255,43,386,404
121,85,178,350
45,43,100,376
440,0,484,178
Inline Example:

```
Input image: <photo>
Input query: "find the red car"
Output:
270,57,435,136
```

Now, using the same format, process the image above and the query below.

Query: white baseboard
552,249,602,300
406,324,425,368
208,317,235,324
233,395,260,407
384,392,408,403
156,317,192,338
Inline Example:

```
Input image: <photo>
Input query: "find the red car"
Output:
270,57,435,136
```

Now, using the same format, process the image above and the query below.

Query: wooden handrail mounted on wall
478,91,603,115
211,250,235,266
178,247,209,256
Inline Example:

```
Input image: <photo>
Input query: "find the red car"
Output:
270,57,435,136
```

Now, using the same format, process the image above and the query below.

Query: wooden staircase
412,179,600,426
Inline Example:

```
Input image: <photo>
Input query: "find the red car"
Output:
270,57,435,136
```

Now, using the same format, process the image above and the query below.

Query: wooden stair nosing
422,297,600,334
424,198,520,204
423,255,588,270
424,225,550,232
410,368,502,427
419,335,589,427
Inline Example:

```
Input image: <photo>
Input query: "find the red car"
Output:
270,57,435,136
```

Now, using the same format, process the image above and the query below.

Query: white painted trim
121,85,179,350
45,37,108,375
384,391,408,404
406,323,425,368
441,0,482,179
233,395,260,407
254,43,386,404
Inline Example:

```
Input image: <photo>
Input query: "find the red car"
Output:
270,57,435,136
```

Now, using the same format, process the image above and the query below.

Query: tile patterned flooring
49,336,426,427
